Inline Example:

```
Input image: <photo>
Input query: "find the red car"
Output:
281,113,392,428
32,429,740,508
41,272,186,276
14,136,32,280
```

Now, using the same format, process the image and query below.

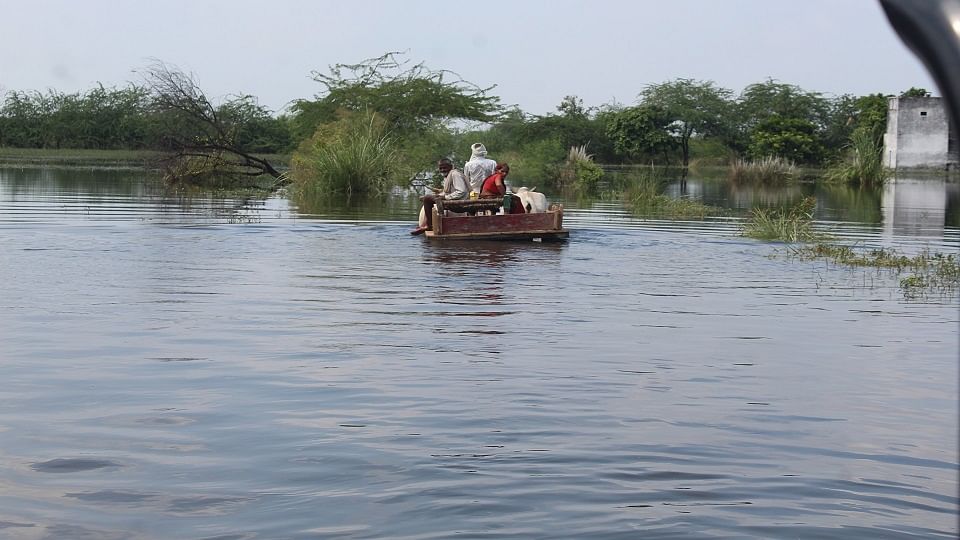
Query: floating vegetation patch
742,196,826,242
787,243,960,298
626,168,724,219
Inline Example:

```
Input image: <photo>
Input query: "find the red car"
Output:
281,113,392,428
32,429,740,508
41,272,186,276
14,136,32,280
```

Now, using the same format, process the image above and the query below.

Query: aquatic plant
290,109,397,196
742,196,822,242
728,156,798,184
559,145,604,193
627,166,722,218
822,128,889,187
789,243,960,298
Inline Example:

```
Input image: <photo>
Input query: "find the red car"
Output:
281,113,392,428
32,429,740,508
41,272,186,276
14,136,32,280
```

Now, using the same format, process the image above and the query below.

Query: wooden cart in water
425,197,568,241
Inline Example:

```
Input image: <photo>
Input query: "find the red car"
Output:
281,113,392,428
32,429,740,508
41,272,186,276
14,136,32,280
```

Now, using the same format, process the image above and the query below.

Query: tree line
0,53,932,189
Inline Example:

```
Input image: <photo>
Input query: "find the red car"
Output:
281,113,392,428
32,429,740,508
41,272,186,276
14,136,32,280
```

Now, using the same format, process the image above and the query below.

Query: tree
900,87,931,98
734,79,831,162
738,79,830,129
140,61,284,182
748,116,825,164
638,79,734,168
606,105,676,163
291,52,503,139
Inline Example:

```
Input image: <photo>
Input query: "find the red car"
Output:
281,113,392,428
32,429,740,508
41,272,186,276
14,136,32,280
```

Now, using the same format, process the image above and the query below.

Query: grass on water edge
625,167,725,219
788,243,960,299
743,196,958,297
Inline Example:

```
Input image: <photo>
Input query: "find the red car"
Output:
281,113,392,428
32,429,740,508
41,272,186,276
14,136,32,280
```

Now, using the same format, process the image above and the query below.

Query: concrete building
883,96,958,170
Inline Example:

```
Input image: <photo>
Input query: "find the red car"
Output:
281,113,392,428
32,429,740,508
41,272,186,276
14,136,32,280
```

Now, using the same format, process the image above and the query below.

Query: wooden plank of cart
426,197,569,241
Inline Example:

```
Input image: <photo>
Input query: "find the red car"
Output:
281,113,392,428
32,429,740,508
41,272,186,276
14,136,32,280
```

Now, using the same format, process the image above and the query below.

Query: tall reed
823,128,888,187
728,156,798,185
291,110,398,196
742,196,822,242
627,166,721,218
559,145,604,192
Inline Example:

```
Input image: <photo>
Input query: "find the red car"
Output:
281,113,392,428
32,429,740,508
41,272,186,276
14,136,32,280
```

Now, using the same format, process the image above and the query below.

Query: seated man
411,158,470,235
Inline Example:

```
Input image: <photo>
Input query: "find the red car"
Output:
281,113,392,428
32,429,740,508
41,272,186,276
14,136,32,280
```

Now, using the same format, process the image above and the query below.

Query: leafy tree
638,79,734,167
606,105,676,163
734,79,831,162
899,87,931,98
557,95,588,118
748,116,825,164
738,79,830,129
291,52,503,139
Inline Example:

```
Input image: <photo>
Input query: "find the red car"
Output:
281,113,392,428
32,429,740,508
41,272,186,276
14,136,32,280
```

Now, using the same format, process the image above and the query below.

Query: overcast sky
0,0,937,116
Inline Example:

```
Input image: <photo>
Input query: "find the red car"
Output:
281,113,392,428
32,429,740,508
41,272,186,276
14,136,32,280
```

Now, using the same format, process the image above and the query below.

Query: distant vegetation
626,167,723,218
729,156,799,185
0,52,930,192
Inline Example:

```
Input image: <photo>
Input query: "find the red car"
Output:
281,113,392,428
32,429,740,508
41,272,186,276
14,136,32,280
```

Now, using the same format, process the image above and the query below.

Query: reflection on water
0,166,957,539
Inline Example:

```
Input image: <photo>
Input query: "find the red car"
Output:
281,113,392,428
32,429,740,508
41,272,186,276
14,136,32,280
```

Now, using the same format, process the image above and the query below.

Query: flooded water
1,167,957,539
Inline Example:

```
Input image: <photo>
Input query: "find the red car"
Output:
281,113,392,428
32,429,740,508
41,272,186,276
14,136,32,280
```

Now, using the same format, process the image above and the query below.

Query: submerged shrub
823,128,889,187
728,156,798,185
290,109,398,196
500,137,565,187
559,145,604,193
743,196,822,242
626,166,721,219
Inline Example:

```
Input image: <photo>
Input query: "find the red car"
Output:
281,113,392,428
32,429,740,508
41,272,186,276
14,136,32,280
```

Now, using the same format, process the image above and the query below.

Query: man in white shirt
463,142,497,193
411,158,470,235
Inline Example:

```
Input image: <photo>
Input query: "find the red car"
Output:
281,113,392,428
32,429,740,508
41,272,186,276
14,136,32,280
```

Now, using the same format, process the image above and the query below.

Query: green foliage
733,80,831,161
729,156,798,184
748,116,825,164
899,87,931,98
606,105,676,163
0,86,154,149
498,137,566,186
290,110,398,196
559,145,604,192
743,196,822,242
639,79,735,167
626,167,721,218
292,52,502,139
474,97,618,165
738,79,831,129
822,128,888,187
790,243,960,298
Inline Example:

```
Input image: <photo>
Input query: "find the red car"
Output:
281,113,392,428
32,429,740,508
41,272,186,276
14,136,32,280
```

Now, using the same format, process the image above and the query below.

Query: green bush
559,145,604,192
742,196,822,242
290,109,397,196
822,128,888,187
729,156,798,184
498,137,566,187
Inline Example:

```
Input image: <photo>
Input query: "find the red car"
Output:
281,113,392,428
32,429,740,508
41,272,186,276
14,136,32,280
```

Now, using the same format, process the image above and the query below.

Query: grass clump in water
789,243,960,298
742,196,824,242
822,128,889,187
559,145,604,193
627,167,722,219
729,156,798,184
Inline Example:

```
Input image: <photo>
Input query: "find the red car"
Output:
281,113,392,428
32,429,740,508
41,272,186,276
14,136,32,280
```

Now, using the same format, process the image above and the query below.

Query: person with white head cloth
463,143,497,193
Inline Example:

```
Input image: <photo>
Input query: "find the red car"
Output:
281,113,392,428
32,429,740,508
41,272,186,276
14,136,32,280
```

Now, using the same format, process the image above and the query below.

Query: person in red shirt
479,162,525,214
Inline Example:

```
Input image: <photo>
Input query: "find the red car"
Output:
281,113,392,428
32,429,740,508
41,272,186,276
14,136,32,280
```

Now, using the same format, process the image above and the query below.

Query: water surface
0,167,957,539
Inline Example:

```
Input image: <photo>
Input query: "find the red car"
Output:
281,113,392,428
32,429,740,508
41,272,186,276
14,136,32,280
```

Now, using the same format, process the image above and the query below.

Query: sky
0,0,938,116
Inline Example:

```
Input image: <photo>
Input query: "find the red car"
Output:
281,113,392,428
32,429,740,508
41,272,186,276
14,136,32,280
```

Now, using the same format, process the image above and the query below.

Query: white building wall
884,97,955,169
